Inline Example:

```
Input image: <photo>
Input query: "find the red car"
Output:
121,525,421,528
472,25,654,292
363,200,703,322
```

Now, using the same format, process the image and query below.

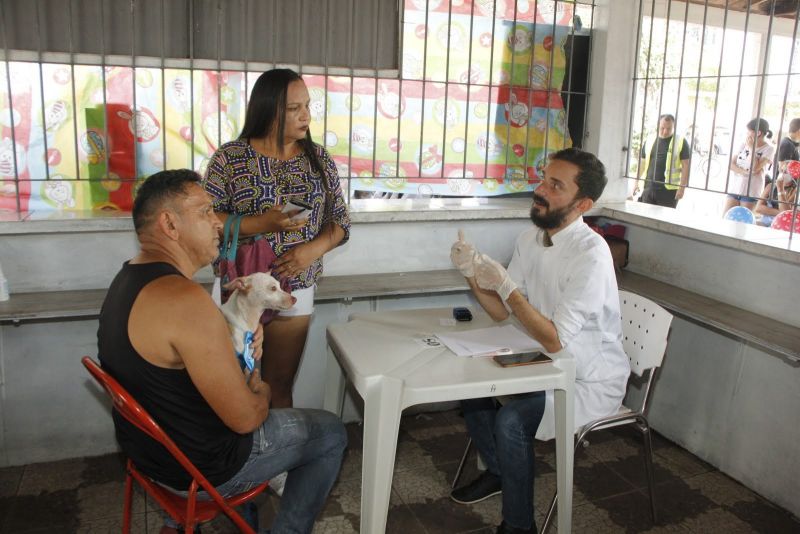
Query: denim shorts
727,193,757,203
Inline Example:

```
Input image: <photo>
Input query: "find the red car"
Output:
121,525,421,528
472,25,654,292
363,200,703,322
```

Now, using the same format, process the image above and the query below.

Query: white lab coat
506,218,630,441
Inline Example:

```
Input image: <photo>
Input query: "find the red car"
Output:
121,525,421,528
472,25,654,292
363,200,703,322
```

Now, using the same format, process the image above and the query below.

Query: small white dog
220,272,296,370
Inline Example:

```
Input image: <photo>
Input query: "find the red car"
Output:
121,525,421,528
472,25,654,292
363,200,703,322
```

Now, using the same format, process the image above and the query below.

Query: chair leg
452,438,472,489
541,492,558,533
122,471,133,534
640,418,658,524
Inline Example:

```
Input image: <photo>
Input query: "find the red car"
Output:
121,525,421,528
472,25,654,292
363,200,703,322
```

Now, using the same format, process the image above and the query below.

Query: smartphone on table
493,351,552,367
281,198,312,221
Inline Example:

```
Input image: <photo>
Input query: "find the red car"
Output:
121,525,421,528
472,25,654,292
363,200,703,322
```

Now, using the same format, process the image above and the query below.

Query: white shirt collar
548,216,584,247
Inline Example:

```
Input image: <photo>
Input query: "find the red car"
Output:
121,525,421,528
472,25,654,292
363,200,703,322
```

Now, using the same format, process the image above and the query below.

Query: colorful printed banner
0,0,576,211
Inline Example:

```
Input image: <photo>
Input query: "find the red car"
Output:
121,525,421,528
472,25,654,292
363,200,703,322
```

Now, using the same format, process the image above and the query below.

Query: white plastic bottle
0,261,9,301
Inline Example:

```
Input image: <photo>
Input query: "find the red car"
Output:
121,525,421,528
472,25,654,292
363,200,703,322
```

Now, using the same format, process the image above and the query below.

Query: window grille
0,1,595,212
627,0,800,239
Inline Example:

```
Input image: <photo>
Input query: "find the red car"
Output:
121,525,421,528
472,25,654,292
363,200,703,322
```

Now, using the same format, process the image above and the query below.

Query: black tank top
97,261,252,490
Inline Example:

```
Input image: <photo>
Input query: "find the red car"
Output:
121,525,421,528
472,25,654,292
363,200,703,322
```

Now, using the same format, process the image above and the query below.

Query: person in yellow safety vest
634,114,690,208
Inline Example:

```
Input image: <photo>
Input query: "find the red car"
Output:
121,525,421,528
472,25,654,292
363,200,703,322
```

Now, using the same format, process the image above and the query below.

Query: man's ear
157,210,180,240
575,196,594,214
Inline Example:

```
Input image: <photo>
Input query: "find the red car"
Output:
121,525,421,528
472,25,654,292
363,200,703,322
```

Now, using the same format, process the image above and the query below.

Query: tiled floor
0,409,797,533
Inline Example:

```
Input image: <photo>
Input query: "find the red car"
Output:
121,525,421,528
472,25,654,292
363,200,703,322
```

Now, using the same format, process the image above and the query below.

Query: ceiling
685,0,799,18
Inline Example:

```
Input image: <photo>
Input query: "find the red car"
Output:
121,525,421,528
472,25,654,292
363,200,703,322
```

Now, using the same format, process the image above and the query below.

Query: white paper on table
435,324,541,357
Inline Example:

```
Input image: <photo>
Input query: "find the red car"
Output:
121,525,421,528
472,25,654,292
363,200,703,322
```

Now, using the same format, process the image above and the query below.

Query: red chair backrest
81,356,220,496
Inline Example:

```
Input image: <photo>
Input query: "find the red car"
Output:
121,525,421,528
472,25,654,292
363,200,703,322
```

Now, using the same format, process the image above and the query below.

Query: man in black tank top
97,169,346,533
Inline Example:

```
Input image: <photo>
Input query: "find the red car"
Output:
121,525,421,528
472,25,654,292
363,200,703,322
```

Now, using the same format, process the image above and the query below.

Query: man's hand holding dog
451,229,478,278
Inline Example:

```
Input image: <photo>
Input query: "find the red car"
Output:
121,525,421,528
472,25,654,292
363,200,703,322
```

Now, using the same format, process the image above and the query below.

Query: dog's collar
236,331,256,372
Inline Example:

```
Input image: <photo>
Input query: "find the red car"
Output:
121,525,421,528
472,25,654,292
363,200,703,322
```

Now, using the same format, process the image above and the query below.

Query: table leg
360,376,404,534
323,346,346,415
554,387,574,533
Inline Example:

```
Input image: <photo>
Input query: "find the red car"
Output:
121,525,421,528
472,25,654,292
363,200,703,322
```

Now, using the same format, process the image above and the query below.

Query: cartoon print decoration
0,1,576,210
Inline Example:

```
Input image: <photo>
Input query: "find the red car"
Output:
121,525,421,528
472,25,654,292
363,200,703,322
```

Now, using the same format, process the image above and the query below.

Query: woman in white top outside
724,117,775,214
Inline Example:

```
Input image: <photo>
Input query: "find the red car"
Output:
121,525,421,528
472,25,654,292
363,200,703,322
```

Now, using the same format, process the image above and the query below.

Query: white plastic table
323,307,575,533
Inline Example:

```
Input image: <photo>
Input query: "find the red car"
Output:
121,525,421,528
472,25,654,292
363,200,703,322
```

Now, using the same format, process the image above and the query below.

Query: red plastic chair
82,356,267,534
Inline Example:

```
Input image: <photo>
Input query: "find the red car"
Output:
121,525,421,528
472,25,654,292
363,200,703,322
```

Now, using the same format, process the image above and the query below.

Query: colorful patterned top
203,139,351,290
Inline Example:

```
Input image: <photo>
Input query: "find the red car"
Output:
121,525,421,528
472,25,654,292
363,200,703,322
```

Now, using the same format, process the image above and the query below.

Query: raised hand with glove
450,229,478,278
474,253,517,302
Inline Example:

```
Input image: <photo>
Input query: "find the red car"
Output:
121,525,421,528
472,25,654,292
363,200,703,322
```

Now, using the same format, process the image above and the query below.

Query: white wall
619,220,800,517
0,216,528,466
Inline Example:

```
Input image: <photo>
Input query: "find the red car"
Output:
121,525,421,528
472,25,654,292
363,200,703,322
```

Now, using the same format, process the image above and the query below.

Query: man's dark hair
132,169,200,233
659,113,675,122
789,118,800,133
549,147,607,202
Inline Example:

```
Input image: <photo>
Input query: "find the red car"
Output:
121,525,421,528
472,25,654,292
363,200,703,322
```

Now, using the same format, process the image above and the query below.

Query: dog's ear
238,280,252,296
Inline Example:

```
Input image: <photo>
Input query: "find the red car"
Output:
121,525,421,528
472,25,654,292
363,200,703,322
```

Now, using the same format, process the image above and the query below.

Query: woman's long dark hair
239,69,328,193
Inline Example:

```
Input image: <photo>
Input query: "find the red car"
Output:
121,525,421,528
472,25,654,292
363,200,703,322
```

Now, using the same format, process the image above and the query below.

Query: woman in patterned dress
203,69,350,408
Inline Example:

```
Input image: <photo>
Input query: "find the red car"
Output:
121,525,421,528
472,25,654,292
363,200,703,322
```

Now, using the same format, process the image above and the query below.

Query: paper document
435,325,541,357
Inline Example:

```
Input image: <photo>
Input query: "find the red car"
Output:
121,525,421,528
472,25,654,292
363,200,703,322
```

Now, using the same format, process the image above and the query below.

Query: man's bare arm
506,291,562,353
131,277,270,433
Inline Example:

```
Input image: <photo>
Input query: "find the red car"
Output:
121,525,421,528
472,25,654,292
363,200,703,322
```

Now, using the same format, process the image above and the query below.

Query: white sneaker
269,471,288,497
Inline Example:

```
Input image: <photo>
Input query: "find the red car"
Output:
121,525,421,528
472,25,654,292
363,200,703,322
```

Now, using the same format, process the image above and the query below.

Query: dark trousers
639,185,678,208
462,391,546,531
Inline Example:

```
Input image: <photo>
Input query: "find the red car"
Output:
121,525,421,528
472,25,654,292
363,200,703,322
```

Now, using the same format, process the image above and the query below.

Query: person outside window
724,118,774,214
634,114,690,208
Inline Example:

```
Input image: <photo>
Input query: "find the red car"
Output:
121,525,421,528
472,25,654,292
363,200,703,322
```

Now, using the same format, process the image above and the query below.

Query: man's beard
529,193,576,229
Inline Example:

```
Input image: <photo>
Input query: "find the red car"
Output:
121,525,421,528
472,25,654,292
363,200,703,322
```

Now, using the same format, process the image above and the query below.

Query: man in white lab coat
449,148,630,534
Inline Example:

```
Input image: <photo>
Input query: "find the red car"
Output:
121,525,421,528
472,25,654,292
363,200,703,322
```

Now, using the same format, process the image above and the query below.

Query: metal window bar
749,0,776,205
370,0,381,184
686,0,710,181
582,1,595,153
669,0,689,176
636,0,656,186
652,0,674,195
722,0,753,198
66,0,81,181
160,0,167,170
483,0,499,181
561,1,579,151
522,0,542,170
189,0,196,172
417,0,430,183
34,0,51,181
543,1,559,161
501,0,520,175
628,0,648,174
460,0,477,176
0,0,21,212
440,0,454,181
216,0,222,155
131,0,139,183
346,0,355,190
703,0,730,191
99,0,111,184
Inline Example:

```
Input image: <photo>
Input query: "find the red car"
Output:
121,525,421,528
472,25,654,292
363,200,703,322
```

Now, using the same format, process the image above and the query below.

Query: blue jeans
167,408,347,534
462,392,546,531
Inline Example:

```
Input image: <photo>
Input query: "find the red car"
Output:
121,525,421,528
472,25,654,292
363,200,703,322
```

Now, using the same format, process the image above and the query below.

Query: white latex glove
474,253,517,302
450,229,478,278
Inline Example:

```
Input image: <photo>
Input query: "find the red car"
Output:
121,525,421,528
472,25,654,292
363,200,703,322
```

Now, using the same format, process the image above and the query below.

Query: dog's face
239,272,296,311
